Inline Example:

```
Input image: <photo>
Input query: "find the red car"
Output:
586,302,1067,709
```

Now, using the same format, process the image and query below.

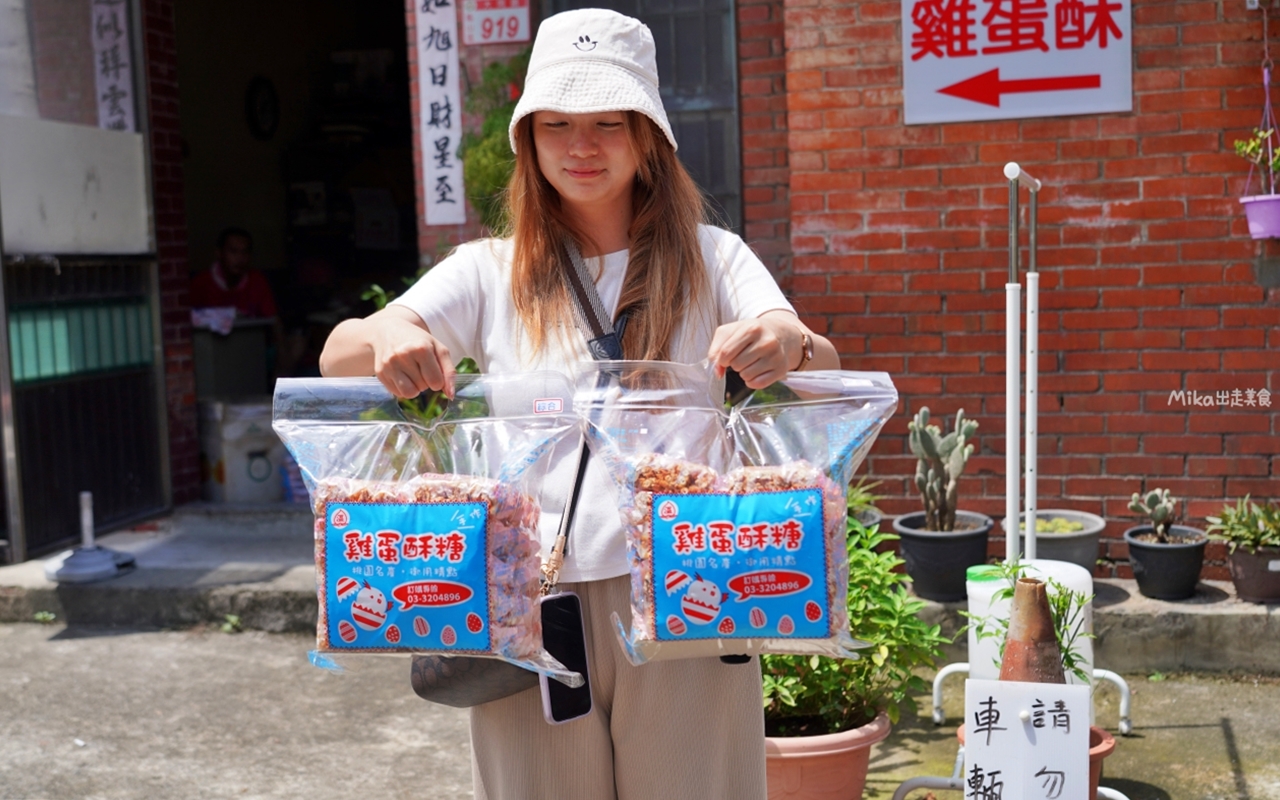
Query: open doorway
176,0,418,390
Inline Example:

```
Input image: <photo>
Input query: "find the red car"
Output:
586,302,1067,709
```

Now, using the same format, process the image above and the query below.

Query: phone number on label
405,592,466,605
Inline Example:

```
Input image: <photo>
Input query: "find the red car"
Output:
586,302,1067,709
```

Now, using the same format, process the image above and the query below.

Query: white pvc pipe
79,491,95,548
1005,283,1021,565
1003,161,1043,192
1025,271,1039,561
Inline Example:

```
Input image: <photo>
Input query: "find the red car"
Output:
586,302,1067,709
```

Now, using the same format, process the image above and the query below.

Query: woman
320,9,839,799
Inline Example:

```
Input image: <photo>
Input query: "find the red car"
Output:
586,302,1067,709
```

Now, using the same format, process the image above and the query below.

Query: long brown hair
505,111,710,361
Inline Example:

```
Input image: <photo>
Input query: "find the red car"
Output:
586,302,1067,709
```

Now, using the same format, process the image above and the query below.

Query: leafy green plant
1128,487,1178,543
907,407,977,531
460,50,530,232
1206,496,1280,554
1234,129,1280,195
963,561,1094,685
761,520,950,736
33,611,56,624
846,477,883,518
221,614,243,634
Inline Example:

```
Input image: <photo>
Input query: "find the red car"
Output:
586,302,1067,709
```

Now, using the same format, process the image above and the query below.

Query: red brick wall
142,0,200,504
785,0,1280,579
738,0,794,290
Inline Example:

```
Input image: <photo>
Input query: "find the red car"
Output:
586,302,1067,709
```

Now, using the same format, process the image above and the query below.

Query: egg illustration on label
335,576,359,602
466,612,484,634
385,624,401,644
717,616,736,635
413,616,430,637
337,619,357,643
680,574,722,625
441,625,457,646
805,600,823,623
664,569,692,595
666,615,687,636
749,607,767,629
351,581,388,631
777,615,795,635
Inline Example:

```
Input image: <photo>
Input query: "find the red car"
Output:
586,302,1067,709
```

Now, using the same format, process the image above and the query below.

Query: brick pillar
738,0,793,293
141,0,199,504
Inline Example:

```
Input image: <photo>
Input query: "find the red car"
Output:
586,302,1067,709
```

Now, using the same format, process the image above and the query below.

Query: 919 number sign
462,0,530,45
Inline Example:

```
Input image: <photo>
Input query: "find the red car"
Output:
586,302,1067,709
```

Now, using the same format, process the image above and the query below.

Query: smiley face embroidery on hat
574,34,598,51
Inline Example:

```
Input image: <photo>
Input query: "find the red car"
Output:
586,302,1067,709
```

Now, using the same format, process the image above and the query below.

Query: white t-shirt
391,224,794,582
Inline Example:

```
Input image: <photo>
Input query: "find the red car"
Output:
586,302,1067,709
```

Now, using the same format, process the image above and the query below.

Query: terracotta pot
765,712,892,799
958,724,1116,800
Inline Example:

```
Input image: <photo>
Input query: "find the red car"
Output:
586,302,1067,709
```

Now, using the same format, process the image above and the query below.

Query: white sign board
462,0,531,46
0,115,151,254
415,0,466,226
964,679,1090,800
91,0,137,132
902,0,1132,125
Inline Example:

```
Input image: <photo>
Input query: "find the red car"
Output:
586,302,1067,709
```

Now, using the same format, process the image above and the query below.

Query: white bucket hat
508,8,677,153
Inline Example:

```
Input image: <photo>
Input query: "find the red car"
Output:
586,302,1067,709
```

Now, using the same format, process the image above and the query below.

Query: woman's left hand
708,311,823,389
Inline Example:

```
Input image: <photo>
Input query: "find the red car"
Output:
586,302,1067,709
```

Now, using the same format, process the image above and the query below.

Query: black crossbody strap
541,239,630,593
564,238,628,361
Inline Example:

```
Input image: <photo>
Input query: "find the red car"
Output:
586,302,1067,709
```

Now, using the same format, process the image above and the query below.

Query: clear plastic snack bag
575,362,898,665
273,372,583,687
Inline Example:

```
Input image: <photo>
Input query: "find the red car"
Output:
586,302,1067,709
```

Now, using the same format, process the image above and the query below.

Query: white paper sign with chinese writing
964,679,1090,800
91,0,136,132
415,0,466,226
902,0,1132,124
462,0,531,46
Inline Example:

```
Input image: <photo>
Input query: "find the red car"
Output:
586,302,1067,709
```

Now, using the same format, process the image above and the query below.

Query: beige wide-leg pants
470,575,767,800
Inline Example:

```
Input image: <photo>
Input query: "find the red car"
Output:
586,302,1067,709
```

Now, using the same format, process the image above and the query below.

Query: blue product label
322,502,491,652
648,489,831,641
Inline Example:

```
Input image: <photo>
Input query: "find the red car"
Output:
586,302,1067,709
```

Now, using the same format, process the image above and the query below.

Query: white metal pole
1025,271,1039,562
80,491,95,549
1005,283,1021,565
1004,164,1023,567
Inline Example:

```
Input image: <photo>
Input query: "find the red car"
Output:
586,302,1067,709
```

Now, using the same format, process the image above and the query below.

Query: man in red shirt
190,227,278,318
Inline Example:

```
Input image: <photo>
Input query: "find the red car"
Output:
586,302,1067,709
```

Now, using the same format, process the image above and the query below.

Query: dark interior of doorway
176,0,419,384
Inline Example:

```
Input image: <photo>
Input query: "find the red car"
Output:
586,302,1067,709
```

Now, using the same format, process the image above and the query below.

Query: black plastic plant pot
893,510,994,602
1123,525,1207,600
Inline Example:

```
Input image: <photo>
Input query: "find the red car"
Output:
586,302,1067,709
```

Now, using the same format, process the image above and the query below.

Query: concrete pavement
0,623,473,800
3,622,1279,800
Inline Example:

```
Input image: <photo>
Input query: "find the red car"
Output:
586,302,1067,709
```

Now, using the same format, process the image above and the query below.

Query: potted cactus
1123,488,1207,600
892,407,994,601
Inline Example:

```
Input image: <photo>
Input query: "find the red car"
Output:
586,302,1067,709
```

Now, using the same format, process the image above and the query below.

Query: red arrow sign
939,68,1101,107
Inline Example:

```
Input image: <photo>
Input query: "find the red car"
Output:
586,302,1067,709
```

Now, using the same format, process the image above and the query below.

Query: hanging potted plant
1235,127,1280,239
1123,488,1207,601
892,407,994,601
762,520,950,799
1206,496,1280,604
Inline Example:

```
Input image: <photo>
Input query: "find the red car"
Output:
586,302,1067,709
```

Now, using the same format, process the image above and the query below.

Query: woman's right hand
319,306,456,399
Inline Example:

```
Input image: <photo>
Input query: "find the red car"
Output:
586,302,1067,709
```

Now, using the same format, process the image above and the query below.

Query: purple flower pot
1240,194,1280,239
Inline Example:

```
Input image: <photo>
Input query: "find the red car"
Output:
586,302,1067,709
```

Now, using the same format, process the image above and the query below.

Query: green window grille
8,301,153,384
